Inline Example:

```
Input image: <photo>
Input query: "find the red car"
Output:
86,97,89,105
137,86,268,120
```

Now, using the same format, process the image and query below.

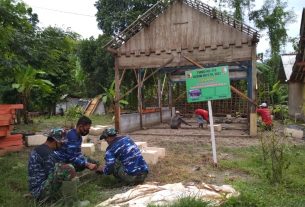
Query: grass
13,114,114,134
1,116,305,206
148,197,210,207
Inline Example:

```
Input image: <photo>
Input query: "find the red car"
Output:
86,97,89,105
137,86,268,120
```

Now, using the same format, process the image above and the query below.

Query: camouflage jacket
104,136,149,175
28,144,56,198
54,128,87,167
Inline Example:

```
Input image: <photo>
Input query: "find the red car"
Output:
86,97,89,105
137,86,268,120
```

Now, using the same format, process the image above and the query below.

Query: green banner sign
185,66,231,102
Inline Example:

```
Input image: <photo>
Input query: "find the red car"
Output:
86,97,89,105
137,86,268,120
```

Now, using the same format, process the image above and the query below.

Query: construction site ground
127,118,304,185
128,118,256,186
2,115,305,207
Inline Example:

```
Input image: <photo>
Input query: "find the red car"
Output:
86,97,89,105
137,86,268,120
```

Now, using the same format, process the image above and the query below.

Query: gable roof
290,8,305,82
279,54,296,82
105,0,259,50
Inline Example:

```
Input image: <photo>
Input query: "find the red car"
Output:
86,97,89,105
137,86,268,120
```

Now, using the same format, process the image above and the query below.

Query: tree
95,0,158,35
249,0,295,100
12,66,53,123
77,35,114,97
249,0,296,57
32,26,80,115
216,0,254,21
0,0,38,102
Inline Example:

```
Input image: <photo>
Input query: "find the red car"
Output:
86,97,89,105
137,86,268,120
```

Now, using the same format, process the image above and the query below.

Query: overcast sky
22,0,304,54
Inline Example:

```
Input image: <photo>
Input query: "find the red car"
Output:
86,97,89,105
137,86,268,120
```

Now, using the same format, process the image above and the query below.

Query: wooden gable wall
116,1,254,69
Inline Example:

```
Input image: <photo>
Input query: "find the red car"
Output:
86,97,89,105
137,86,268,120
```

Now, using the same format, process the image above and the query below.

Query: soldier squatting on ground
96,128,149,185
28,128,77,203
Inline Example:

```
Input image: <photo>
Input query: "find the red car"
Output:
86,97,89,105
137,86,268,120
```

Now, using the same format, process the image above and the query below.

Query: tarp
96,182,239,207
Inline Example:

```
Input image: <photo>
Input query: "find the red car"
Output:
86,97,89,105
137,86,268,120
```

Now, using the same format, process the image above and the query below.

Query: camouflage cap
47,128,67,142
99,128,117,140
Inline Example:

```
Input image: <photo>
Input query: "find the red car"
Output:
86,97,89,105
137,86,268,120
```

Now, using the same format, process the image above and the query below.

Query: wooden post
138,69,143,129
158,73,163,123
168,74,173,116
249,46,257,136
114,59,120,132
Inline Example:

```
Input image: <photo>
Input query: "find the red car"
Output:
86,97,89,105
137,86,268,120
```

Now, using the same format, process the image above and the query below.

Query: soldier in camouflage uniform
54,116,98,172
28,128,76,201
96,128,149,185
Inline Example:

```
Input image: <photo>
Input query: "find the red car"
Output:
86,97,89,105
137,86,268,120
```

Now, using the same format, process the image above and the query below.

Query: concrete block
226,114,232,119
135,142,148,150
88,136,99,144
209,124,222,132
143,147,165,158
81,143,95,156
141,149,159,165
26,134,47,146
89,126,105,136
284,128,304,139
97,140,108,151
89,125,113,136
82,135,89,143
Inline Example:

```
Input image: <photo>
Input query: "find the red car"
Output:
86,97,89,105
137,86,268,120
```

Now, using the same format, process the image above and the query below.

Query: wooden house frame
105,0,260,135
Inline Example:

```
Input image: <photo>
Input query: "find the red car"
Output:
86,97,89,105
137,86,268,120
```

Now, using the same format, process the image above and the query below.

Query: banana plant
12,66,53,124
100,80,128,113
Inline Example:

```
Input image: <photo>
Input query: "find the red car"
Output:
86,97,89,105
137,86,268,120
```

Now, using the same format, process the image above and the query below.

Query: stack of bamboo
0,104,24,156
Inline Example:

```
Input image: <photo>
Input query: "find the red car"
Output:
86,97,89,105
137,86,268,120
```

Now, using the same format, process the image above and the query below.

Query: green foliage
220,145,305,207
215,0,254,21
12,66,54,123
95,0,158,35
249,0,296,56
0,0,38,103
101,81,128,113
77,35,114,97
148,197,210,207
64,105,84,128
270,81,288,120
32,27,80,113
221,193,264,207
258,130,291,184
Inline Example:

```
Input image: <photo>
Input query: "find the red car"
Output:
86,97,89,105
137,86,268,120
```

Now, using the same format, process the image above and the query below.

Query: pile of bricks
0,104,24,156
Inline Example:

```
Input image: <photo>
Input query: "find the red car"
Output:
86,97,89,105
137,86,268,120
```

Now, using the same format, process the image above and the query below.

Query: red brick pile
0,104,24,156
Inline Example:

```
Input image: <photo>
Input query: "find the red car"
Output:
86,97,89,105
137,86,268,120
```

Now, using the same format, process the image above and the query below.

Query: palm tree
12,66,53,124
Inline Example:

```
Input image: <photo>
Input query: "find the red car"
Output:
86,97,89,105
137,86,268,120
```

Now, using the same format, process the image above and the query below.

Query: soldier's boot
61,178,90,207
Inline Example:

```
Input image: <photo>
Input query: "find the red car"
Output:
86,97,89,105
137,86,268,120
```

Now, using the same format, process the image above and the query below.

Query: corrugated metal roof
281,55,296,81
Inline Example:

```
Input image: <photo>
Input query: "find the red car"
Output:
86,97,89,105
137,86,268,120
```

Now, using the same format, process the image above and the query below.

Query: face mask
80,130,89,136
80,125,90,136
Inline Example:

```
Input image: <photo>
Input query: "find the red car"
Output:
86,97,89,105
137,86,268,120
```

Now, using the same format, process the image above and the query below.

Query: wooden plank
117,46,252,69
3,145,24,152
0,120,10,126
0,114,13,121
84,96,100,116
0,139,23,148
192,3,200,49
0,104,23,110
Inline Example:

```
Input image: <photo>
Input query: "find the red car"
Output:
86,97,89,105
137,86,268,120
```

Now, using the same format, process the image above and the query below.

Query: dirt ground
123,118,303,187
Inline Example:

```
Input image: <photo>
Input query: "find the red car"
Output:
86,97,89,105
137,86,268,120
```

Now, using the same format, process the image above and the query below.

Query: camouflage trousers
39,163,76,201
112,160,148,185
74,157,99,172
